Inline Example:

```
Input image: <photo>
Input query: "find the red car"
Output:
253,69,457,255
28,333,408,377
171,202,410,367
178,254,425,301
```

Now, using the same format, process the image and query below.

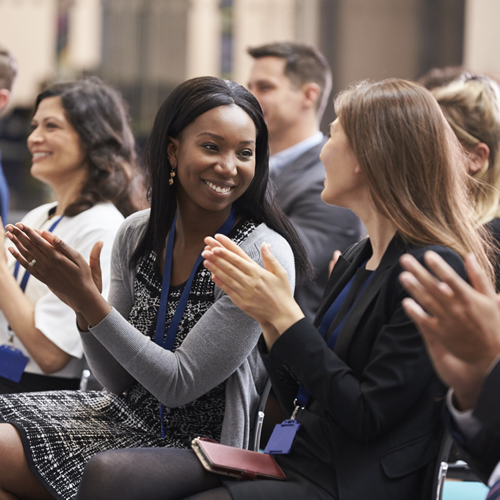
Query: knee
78,451,123,500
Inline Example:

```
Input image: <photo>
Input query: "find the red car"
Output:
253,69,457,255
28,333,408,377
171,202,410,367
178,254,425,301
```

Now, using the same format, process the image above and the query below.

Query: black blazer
453,361,500,483
271,138,362,320
262,235,466,500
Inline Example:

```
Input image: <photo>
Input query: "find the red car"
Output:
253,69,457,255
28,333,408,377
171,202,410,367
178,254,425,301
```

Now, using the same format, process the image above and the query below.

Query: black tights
76,448,232,500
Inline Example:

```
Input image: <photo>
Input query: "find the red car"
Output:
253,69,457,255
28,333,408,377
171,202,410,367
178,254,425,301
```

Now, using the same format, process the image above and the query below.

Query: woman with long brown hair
73,79,493,500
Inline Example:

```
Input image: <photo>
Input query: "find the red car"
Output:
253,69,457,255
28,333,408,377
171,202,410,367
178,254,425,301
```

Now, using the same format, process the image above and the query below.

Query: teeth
32,152,50,159
205,181,232,194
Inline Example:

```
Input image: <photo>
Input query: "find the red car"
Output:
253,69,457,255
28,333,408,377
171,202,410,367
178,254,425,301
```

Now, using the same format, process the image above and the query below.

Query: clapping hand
399,251,500,410
202,234,304,348
5,222,106,319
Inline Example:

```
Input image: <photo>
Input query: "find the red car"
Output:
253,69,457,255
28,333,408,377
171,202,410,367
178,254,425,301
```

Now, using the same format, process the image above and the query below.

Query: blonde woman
431,74,500,288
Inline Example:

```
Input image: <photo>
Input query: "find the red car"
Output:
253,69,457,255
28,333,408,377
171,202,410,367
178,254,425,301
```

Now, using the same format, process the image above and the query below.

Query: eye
239,149,254,159
202,143,218,152
45,122,58,129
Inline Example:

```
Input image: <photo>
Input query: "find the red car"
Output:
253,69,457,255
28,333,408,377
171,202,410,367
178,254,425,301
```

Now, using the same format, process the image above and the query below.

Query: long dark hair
131,76,312,281
35,77,139,217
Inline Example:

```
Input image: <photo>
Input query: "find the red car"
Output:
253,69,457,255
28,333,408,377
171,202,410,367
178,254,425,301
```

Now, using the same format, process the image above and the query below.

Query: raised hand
399,251,500,410
5,222,111,325
202,234,304,347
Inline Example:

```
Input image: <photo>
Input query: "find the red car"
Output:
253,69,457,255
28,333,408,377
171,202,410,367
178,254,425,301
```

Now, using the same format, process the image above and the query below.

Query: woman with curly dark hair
0,77,140,393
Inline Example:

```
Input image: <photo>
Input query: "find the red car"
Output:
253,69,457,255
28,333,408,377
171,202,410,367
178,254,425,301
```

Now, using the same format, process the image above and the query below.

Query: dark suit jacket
262,235,466,500
452,361,500,484
271,138,362,320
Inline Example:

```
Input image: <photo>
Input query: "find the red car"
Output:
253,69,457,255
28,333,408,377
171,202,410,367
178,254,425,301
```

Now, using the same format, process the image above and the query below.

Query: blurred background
1,0,499,221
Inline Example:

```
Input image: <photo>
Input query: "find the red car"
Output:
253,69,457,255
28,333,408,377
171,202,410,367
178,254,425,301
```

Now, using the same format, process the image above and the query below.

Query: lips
204,180,234,194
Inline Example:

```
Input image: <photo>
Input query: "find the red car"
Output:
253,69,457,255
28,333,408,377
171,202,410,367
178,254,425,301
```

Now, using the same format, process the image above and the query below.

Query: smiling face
168,104,257,216
28,96,88,188
320,119,363,208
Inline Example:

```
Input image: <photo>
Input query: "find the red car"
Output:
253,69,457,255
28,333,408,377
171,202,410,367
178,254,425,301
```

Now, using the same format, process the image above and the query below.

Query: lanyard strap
13,216,64,292
155,207,238,438
295,266,374,408
154,207,237,351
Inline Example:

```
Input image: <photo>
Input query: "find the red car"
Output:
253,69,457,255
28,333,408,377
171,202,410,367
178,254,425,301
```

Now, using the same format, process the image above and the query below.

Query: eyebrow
197,132,255,145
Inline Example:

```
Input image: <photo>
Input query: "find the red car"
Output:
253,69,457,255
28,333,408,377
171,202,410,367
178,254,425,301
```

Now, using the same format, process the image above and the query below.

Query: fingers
213,234,254,263
5,223,48,262
422,251,476,301
465,253,496,298
50,233,87,268
260,243,288,280
398,267,449,318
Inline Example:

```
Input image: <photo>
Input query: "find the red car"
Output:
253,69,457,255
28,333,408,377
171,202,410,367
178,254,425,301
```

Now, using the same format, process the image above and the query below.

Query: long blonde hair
335,79,494,281
431,75,500,224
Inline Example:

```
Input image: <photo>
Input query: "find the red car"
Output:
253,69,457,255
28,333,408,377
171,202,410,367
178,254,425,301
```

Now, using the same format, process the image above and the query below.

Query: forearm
0,267,71,373
80,326,135,394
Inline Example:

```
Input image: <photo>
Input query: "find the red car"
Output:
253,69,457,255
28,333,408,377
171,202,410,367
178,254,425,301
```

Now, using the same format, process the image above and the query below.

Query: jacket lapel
331,235,411,360
313,238,372,328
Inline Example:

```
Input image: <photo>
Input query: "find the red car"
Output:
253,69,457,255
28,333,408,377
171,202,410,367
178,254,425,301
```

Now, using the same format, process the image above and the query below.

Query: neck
355,203,397,271
269,116,319,155
174,204,233,250
51,175,87,216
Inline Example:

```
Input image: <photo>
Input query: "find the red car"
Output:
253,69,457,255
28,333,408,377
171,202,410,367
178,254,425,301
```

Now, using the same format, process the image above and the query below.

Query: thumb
89,241,103,293
261,243,286,278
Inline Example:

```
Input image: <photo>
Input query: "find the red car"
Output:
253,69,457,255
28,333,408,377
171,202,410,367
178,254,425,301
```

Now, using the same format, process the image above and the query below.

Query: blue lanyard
155,207,237,437
13,216,64,293
295,266,374,408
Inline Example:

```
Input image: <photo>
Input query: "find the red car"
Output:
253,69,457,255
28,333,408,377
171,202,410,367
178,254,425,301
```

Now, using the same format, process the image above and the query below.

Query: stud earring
169,168,176,186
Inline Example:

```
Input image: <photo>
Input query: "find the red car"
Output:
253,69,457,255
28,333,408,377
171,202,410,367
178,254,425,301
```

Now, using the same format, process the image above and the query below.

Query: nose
214,153,238,176
27,126,43,149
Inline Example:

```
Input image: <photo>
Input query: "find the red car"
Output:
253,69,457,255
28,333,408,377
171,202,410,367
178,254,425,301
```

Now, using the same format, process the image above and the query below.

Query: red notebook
191,437,286,481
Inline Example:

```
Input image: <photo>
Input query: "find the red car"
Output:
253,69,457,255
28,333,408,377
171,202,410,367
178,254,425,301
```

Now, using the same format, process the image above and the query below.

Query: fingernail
16,223,23,230
53,235,61,244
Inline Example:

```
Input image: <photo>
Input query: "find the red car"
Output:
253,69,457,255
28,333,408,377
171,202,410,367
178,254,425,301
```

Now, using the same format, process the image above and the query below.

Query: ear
301,82,321,110
0,89,10,112
468,142,490,175
167,137,179,169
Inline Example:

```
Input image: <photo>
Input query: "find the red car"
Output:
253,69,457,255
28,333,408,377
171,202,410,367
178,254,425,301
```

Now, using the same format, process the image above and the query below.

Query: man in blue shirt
0,45,17,225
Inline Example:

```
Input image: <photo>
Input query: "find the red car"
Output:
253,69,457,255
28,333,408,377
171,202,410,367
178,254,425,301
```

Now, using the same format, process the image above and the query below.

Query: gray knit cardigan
80,210,295,449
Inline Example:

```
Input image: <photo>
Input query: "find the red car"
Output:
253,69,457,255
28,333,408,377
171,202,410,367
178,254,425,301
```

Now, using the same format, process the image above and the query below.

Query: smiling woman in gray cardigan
0,77,310,500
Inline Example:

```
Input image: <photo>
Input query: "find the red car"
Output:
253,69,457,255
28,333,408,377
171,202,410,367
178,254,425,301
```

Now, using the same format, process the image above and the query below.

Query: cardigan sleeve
82,222,296,407
266,246,466,443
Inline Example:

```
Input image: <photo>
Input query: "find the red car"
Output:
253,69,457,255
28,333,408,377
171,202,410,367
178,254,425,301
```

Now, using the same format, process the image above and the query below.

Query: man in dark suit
0,46,17,225
399,251,500,490
247,42,362,320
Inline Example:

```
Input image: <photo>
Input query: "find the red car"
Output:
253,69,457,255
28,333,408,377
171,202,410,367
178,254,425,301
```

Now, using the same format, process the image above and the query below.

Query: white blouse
0,202,124,378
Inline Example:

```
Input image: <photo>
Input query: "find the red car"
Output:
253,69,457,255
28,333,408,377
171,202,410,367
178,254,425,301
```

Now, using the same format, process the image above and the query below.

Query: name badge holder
264,267,374,455
0,216,64,383
155,208,237,438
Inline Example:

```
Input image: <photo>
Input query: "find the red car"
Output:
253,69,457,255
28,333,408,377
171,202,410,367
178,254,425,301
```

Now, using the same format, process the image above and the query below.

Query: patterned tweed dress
0,220,256,500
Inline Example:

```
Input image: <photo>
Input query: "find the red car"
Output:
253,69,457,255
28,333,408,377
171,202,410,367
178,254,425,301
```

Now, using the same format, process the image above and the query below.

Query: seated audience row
1,54,500,500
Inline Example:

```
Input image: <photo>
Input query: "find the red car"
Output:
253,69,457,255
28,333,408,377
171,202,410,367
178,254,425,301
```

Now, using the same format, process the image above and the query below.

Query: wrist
272,302,305,335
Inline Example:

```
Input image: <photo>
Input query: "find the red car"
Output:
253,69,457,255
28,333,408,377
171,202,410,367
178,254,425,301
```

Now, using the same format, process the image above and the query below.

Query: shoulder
19,202,58,224
114,208,150,249
71,202,124,227
240,223,293,262
407,244,465,276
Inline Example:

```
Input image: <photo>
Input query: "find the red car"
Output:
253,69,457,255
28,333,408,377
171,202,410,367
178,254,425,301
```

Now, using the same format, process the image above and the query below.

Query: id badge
264,419,301,455
0,344,29,383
